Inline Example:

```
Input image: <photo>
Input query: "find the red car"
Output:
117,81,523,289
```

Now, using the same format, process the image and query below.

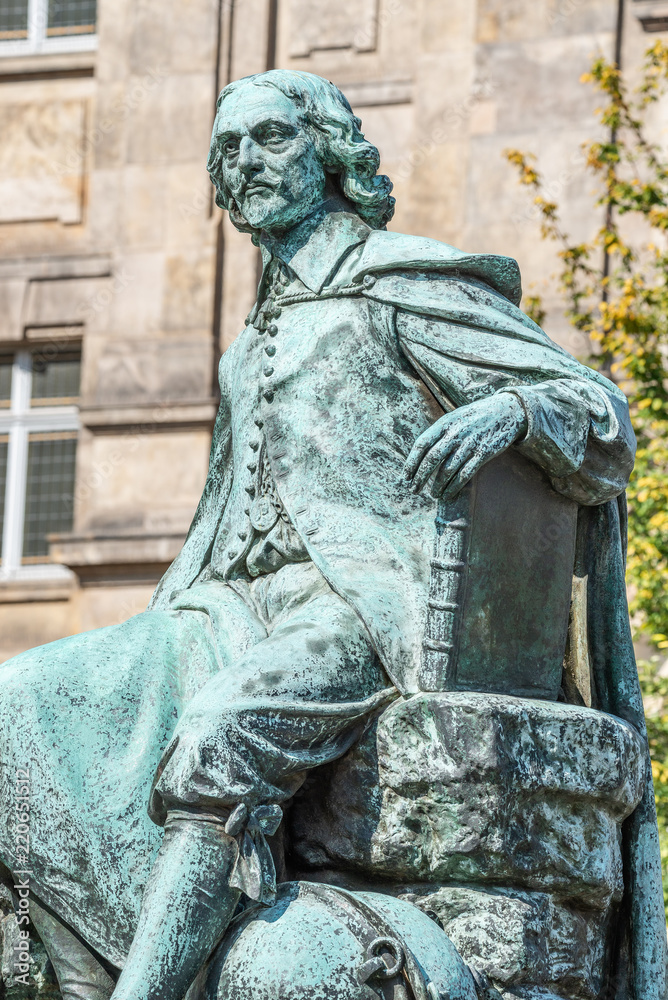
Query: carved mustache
242,180,276,197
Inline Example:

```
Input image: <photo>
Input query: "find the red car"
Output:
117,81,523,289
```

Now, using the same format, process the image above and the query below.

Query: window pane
46,0,96,35
22,434,77,561
0,356,12,407
31,348,81,405
0,438,7,560
0,0,29,39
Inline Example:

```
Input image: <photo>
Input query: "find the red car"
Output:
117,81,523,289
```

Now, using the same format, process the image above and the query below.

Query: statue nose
238,136,264,176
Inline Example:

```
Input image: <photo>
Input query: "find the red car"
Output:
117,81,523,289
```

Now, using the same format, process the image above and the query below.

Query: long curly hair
207,69,395,233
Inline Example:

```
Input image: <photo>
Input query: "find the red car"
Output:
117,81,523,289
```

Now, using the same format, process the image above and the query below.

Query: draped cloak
0,228,664,999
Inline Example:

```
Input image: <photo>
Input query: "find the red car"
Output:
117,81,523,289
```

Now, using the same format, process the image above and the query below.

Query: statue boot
26,901,116,1000
110,815,240,1000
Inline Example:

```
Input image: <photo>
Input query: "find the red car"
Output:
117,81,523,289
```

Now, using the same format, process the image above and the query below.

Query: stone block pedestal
290,692,646,998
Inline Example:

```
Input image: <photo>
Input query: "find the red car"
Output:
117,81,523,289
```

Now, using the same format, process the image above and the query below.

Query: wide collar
259,201,372,294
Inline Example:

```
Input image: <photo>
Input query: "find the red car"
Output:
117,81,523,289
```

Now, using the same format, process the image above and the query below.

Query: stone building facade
0,0,665,661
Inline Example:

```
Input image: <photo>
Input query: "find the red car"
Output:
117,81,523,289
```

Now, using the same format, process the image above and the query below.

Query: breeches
150,561,394,824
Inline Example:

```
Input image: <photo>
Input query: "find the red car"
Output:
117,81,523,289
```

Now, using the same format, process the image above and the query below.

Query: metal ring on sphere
358,936,405,982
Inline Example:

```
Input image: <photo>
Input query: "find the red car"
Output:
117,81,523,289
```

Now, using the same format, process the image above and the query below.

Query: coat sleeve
502,378,636,505
393,304,636,506
148,354,234,609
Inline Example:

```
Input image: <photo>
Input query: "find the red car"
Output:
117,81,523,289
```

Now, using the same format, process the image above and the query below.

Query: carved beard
227,197,258,238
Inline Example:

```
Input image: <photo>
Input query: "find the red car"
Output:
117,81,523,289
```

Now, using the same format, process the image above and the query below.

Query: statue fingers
411,438,464,494
432,452,484,500
403,414,457,481
404,432,441,481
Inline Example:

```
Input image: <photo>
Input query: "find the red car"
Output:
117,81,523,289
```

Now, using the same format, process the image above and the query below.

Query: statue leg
111,817,239,1000
112,562,393,1000
29,901,116,1000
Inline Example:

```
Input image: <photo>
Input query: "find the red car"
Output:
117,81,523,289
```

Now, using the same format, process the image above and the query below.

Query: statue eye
265,128,286,143
222,139,240,156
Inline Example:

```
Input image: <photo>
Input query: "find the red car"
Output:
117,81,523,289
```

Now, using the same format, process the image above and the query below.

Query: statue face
214,84,328,236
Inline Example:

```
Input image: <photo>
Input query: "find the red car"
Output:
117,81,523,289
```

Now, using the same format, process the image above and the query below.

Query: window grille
47,0,96,35
0,0,29,40
633,0,668,32
0,348,80,574
23,433,77,560
32,349,81,405
0,0,97,55
0,357,12,406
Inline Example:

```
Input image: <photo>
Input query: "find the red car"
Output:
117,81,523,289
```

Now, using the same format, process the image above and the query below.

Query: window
0,1,29,40
633,0,668,33
0,348,80,575
0,0,97,55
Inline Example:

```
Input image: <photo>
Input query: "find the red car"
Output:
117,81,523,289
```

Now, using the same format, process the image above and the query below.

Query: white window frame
0,351,80,579
0,0,98,57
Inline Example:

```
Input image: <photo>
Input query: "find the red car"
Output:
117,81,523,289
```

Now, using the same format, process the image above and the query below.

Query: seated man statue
0,69,664,1000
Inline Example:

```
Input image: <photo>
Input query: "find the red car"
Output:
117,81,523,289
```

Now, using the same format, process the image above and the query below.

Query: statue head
207,69,395,240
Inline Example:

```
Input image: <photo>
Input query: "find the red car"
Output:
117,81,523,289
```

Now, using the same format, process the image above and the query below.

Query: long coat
150,230,635,695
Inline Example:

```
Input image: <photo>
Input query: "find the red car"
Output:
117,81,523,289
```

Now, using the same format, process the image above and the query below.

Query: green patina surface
0,69,664,1000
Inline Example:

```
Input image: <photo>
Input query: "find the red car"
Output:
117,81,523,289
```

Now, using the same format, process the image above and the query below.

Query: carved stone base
289,692,646,997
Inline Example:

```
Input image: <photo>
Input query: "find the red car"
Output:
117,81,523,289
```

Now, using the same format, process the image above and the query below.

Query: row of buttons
226,415,266,560
228,265,376,563
228,262,289,561
260,317,279,402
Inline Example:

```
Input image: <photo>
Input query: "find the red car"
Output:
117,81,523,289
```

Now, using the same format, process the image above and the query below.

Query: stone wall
0,0,665,657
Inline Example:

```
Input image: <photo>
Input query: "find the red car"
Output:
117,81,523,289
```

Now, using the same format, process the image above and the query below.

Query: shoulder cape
349,230,666,1000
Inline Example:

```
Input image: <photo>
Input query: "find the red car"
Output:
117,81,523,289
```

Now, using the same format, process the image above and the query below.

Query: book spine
418,487,471,691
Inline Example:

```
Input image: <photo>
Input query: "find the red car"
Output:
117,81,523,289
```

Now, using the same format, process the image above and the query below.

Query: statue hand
403,393,528,500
